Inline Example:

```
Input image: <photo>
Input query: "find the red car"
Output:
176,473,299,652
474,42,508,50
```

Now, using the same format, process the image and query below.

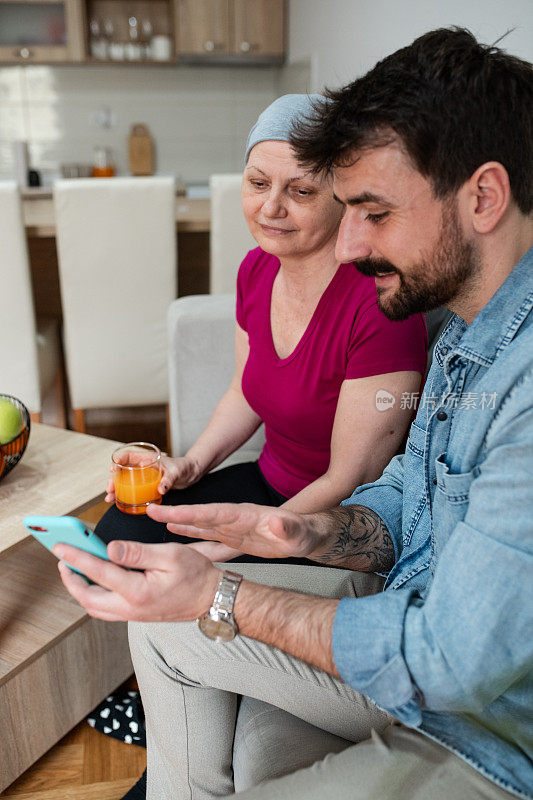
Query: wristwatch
198,570,243,642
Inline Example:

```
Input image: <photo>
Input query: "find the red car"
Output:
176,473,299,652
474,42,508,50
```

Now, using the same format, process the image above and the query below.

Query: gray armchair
167,294,265,462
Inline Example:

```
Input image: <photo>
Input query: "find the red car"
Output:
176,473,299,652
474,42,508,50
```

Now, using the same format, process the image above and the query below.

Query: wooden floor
1,675,146,799
42,392,168,455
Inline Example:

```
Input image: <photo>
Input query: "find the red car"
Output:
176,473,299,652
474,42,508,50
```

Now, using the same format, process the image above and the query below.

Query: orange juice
92,166,115,177
114,466,162,515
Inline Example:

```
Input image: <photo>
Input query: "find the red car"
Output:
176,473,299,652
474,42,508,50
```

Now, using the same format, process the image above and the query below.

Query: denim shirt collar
433,246,533,370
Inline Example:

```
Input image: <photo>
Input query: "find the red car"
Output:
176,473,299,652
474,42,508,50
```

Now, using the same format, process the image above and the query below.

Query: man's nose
335,212,372,262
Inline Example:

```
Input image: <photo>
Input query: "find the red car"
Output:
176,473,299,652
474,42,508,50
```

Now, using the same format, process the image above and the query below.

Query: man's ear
465,161,511,234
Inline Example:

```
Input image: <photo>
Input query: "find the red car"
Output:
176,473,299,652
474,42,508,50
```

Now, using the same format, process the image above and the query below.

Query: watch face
198,615,235,643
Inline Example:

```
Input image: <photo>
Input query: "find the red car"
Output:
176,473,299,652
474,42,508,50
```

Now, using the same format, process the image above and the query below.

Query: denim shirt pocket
406,421,426,459
404,422,428,547
433,454,479,559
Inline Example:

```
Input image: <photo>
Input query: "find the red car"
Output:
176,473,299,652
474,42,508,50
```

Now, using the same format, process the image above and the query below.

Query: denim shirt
332,247,533,799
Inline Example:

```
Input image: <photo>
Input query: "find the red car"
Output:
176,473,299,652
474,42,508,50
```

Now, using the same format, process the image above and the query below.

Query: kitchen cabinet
176,0,230,59
232,0,284,58
0,0,85,63
175,0,285,63
85,0,174,63
0,0,284,64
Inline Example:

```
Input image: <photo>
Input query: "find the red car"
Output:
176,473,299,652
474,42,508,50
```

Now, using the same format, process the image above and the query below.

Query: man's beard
354,200,481,321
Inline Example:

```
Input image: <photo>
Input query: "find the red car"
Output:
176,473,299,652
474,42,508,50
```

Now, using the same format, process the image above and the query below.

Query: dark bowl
0,394,31,482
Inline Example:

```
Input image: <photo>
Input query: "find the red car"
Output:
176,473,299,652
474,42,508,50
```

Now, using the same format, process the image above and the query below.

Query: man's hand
53,536,341,678
188,540,245,562
53,540,221,623
148,502,395,573
147,502,323,560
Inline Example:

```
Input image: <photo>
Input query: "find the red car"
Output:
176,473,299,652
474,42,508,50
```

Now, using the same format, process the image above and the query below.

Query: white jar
109,42,125,60
125,42,142,60
90,38,108,59
150,35,172,61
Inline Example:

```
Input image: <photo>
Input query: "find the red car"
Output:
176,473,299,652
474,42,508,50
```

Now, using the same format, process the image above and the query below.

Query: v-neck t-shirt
236,247,427,498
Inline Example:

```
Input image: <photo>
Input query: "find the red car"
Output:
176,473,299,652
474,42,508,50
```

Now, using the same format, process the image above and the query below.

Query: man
56,28,533,800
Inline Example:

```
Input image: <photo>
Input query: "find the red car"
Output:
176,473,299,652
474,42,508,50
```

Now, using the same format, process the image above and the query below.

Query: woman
93,96,426,799
96,94,426,562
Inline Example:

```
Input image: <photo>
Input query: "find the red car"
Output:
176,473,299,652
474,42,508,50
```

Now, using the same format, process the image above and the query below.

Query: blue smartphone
23,515,110,579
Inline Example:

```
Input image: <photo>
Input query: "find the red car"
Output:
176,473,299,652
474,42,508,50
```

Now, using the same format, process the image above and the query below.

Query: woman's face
241,140,342,261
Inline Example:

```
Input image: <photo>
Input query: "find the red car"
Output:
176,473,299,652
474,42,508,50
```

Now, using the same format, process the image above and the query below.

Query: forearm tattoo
311,506,395,572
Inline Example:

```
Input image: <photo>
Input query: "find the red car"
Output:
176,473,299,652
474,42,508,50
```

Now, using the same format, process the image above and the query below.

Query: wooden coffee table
0,425,134,792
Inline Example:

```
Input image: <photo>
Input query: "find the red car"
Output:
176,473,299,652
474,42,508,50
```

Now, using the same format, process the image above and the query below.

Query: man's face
332,142,481,320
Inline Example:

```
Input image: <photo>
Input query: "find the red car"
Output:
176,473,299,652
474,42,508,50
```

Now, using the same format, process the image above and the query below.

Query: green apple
0,398,24,444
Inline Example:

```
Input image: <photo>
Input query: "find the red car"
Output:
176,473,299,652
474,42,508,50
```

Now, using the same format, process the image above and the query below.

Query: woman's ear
465,161,511,234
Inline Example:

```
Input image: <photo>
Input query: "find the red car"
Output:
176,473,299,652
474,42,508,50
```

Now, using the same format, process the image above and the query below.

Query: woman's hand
156,455,201,492
105,454,200,503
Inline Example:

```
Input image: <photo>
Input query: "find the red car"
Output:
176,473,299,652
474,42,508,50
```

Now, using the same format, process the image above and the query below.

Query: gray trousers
129,563,516,800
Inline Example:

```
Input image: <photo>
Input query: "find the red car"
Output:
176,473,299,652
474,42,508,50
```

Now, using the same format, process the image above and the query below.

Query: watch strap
212,570,243,619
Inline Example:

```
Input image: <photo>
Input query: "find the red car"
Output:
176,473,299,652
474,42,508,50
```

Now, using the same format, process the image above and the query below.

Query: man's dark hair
291,28,533,214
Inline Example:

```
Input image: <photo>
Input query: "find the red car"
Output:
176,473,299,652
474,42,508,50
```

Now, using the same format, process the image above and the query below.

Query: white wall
0,64,279,182
288,0,533,91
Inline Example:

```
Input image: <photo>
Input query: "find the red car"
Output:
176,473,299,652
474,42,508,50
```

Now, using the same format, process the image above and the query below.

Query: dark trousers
95,461,319,565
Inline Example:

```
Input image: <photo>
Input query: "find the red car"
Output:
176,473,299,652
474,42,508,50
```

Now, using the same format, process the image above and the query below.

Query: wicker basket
0,394,31,482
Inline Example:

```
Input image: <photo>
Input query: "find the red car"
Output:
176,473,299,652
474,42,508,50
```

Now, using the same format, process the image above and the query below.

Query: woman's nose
262,191,287,217
335,212,372,263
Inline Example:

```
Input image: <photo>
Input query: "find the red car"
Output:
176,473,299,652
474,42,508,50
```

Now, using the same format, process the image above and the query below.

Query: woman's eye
293,187,311,197
365,211,389,224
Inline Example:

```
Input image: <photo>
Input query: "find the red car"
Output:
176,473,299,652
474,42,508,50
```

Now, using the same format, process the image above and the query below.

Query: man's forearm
305,505,395,572
230,505,394,677
234,580,340,676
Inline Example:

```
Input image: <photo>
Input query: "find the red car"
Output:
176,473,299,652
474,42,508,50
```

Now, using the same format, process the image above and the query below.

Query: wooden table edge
0,492,106,564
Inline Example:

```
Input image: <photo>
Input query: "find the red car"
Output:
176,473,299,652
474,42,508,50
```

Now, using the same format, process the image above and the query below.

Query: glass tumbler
112,442,162,515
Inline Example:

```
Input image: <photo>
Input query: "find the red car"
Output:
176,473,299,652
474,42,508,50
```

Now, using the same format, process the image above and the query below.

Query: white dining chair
0,181,64,422
209,174,256,294
167,293,264,463
54,177,176,432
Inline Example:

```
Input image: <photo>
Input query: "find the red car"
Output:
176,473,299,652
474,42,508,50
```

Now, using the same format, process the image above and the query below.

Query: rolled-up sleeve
333,372,533,727
341,452,405,562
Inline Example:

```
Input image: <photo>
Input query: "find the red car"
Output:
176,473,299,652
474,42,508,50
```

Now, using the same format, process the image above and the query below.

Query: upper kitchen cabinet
0,0,284,64
0,0,86,63
176,0,230,59
232,0,284,59
176,0,285,64
85,0,175,63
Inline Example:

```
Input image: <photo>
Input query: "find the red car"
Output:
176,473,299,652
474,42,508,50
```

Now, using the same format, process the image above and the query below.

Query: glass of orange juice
112,442,162,515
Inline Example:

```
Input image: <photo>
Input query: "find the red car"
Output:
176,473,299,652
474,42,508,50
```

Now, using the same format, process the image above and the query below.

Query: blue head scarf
244,93,324,163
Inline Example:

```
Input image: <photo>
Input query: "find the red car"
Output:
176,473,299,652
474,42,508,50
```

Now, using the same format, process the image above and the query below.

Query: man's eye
251,180,266,188
366,211,389,224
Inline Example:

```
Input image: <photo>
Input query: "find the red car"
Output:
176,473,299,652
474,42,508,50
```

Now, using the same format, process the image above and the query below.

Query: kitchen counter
22,193,210,236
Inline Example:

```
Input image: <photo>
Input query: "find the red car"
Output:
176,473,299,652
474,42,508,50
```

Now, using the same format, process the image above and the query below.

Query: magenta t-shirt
236,247,427,499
